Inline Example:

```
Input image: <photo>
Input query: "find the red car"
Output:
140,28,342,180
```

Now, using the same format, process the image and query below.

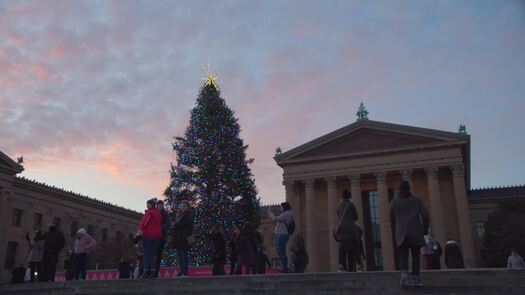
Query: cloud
1,0,524,210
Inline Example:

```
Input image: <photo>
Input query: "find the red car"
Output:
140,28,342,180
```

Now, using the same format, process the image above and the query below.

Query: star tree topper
202,63,220,90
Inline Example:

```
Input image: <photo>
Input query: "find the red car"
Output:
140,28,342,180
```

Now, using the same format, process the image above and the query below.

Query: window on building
102,228,108,242
11,208,23,227
4,242,18,269
53,217,61,229
116,231,122,244
33,213,43,229
70,221,79,237
477,221,486,238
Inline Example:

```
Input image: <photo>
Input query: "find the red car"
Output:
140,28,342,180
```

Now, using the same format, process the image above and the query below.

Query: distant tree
483,199,525,267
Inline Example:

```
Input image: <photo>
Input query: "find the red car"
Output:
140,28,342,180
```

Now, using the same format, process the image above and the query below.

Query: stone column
425,167,446,245
450,165,476,267
325,177,338,271
304,179,318,272
0,189,12,282
350,175,363,229
375,172,395,270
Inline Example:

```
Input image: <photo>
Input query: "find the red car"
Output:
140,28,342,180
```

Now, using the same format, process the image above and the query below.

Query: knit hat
77,228,87,235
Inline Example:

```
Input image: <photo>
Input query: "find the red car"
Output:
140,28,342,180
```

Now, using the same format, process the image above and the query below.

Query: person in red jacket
138,198,162,278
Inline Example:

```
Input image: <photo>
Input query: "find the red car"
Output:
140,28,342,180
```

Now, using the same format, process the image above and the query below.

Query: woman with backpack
268,202,294,273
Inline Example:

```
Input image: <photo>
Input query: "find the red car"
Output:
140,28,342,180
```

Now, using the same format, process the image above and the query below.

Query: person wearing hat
138,198,162,278
73,227,97,280
155,199,170,277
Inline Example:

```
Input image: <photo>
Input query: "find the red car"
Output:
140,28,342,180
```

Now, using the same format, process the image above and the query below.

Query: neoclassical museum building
272,117,525,272
0,150,141,283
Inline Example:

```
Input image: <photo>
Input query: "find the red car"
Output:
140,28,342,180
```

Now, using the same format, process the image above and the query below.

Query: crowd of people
10,182,525,285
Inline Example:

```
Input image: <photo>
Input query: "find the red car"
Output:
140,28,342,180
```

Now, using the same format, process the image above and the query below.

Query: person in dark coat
290,233,308,273
172,200,194,277
334,190,359,272
40,223,66,282
155,199,170,277
228,228,240,275
444,239,464,268
63,250,74,281
255,246,272,274
390,180,429,287
210,224,226,276
118,257,133,279
234,222,257,275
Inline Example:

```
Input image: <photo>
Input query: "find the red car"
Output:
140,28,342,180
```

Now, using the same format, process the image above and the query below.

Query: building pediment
0,150,24,176
275,120,469,165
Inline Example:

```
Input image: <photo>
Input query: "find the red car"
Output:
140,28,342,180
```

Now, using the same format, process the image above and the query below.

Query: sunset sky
1,0,524,212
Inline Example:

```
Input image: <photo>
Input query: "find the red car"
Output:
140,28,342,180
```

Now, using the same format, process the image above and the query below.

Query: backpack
285,218,296,235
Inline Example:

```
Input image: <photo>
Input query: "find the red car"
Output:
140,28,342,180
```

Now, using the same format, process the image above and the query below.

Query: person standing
290,233,308,273
155,199,170,277
138,198,162,279
390,180,429,287
422,234,438,270
40,223,66,282
118,257,133,279
228,228,240,275
25,230,44,282
234,222,257,275
256,246,272,274
267,202,294,273
444,239,464,268
334,190,359,272
209,224,226,276
172,200,194,277
73,228,97,280
507,248,525,269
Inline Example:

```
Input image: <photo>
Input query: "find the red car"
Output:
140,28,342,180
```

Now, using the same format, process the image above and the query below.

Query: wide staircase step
1,269,524,295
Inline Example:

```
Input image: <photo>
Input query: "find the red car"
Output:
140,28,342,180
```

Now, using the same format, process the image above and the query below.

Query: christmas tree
164,71,260,266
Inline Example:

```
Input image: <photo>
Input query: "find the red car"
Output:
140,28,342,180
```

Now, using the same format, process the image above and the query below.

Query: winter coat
389,194,429,247
335,199,359,241
256,252,271,274
28,240,44,263
159,209,170,239
73,233,97,254
210,231,226,262
118,261,132,279
235,231,257,266
268,210,293,236
508,254,525,269
139,208,162,239
172,211,194,250
290,235,308,265
42,227,66,253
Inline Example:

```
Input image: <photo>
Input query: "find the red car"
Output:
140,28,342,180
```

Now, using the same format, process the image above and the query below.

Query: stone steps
1,269,524,295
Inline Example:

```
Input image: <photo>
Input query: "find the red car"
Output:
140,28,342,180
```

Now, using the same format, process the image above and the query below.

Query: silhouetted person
40,223,66,282
508,248,525,269
290,233,308,273
390,181,429,287
155,199,170,277
210,224,226,275
235,222,257,275
256,246,272,274
172,201,194,277
11,265,26,284
334,190,359,272
268,202,294,273
228,228,240,275
118,257,133,279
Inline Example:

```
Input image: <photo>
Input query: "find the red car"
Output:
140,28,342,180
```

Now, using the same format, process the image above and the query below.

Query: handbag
186,234,195,245
333,201,350,242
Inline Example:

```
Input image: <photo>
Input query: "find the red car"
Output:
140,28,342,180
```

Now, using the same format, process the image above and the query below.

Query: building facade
0,150,142,283
267,119,522,272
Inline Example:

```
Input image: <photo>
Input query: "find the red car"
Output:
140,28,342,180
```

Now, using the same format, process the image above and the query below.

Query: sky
1,0,524,212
